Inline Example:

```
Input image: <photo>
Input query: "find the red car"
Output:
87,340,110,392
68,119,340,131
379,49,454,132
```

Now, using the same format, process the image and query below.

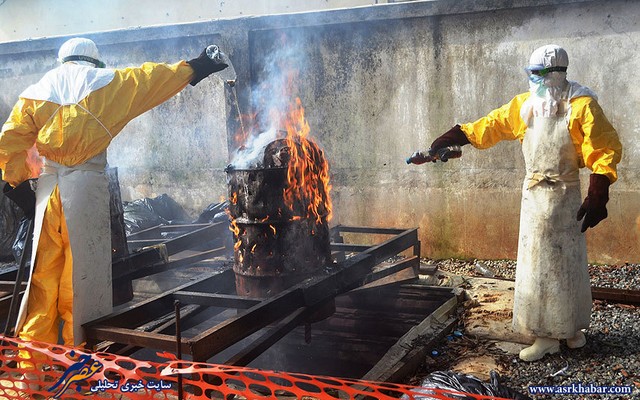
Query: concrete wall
0,0,420,43
0,0,638,263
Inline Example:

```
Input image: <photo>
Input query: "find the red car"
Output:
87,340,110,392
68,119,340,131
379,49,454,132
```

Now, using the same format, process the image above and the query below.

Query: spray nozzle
205,45,237,86
205,45,222,62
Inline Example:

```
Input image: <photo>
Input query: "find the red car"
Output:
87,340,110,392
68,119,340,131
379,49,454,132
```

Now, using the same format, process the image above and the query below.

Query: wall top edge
0,0,598,55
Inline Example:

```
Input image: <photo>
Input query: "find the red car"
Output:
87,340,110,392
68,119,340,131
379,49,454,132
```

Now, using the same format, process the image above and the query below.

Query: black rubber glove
187,47,229,86
576,174,610,233
428,124,470,161
3,181,35,219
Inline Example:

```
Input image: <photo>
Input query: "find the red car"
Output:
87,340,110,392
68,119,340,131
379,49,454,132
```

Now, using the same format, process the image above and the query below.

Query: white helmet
525,44,568,88
527,44,568,71
58,37,105,68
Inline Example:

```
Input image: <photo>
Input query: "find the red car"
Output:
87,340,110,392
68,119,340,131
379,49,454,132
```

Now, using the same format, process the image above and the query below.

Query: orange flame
227,208,242,252
26,144,43,179
282,98,332,223
227,94,332,265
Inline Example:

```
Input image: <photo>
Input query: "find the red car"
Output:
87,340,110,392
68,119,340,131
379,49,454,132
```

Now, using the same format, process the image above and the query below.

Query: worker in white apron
0,38,228,357
425,44,622,361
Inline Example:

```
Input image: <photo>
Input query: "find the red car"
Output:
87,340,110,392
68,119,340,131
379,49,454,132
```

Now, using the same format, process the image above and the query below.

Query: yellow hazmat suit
460,80,622,361
421,45,622,362
460,92,622,182
0,57,193,347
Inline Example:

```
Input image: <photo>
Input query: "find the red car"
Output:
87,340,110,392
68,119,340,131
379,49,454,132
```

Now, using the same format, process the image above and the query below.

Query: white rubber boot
519,337,560,362
566,331,587,349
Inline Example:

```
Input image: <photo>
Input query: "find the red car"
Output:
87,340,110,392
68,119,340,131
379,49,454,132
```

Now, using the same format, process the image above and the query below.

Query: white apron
15,62,116,346
512,101,592,339
15,152,113,345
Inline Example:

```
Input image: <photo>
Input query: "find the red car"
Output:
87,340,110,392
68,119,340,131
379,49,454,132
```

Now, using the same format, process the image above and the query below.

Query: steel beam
85,226,422,364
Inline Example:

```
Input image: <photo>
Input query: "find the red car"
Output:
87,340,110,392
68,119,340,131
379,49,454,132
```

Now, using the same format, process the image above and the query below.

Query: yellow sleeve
93,61,194,134
569,96,622,182
0,98,39,186
5,61,194,168
459,92,530,149
116,61,193,117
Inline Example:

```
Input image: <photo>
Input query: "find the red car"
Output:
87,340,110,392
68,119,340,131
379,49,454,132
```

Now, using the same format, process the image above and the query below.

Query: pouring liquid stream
230,85,247,139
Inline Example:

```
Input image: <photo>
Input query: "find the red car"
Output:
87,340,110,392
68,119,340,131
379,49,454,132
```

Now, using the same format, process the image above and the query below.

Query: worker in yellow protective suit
0,37,228,350
424,45,622,361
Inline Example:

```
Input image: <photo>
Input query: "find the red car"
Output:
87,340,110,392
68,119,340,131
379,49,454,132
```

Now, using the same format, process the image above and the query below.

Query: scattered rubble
427,258,640,290
413,258,640,400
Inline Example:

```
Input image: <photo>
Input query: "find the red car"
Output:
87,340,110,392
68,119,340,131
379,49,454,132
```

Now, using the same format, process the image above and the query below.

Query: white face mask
525,64,549,97
529,79,548,97
527,70,568,99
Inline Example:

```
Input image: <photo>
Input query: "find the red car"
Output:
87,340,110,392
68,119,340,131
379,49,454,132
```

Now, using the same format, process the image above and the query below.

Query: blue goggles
524,65,567,77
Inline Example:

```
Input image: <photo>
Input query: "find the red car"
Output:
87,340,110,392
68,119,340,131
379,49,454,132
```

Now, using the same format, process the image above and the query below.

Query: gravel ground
409,258,640,400
426,258,640,290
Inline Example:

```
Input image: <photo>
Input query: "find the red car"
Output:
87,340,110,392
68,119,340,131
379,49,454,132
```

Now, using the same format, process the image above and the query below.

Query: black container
226,139,332,298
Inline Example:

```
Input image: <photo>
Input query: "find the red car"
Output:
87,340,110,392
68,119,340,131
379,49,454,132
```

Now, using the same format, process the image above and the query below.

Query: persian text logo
48,350,103,398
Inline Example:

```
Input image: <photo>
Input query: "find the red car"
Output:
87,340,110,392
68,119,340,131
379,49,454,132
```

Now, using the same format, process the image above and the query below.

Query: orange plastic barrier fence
0,336,507,399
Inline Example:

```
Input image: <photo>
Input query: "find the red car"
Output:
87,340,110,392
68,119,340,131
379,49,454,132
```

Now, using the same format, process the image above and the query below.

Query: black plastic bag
411,370,531,400
123,194,190,235
123,201,164,235
193,201,229,224
191,201,233,253
11,216,33,263
0,182,22,261
140,194,190,223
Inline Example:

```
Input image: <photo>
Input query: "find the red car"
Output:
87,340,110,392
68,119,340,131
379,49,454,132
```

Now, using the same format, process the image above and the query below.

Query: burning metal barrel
226,138,332,298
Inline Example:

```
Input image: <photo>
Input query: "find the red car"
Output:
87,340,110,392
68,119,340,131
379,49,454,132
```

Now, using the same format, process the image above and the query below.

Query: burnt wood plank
225,298,336,367
331,225,408,235
302,252,375,306
88,325,190,354
0,267,18,282
96,304,205,355
162,222,228,255
89,225,425,368
303,229,417,307
315,309,425,338
329,243,371,252
189,251,375,361
172,292,263,308
84,270,233,330
0,281,26,291
365,228,418,265
112,245,168,280
189,285,307,361
361,296,459,383
190,249,382,361
123,247,229,282
224,307,308,366
591,286,640,305
363,255,419,285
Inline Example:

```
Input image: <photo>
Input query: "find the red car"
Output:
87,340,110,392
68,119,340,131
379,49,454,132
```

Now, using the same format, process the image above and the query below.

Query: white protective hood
520,45,597,123
19,63,114,105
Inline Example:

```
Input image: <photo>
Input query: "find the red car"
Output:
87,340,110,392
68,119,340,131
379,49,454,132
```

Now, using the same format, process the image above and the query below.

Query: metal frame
85,225,422,362
113,221,232,280
0,221,232,323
